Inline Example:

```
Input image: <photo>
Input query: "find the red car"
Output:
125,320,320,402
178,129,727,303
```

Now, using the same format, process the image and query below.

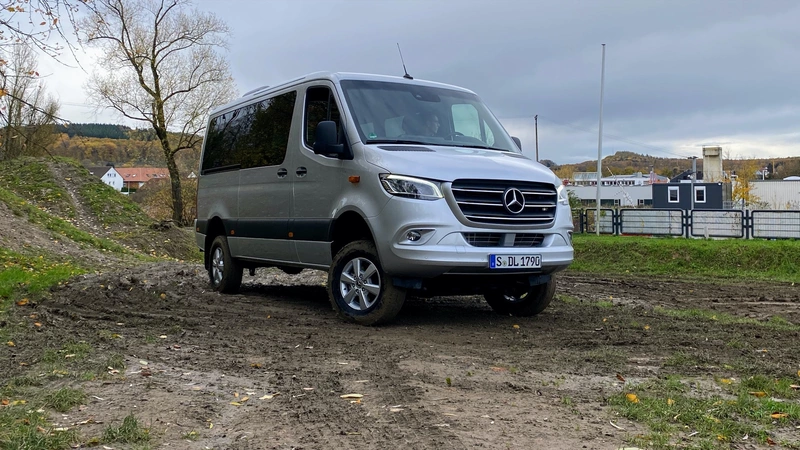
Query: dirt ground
5,263,799,450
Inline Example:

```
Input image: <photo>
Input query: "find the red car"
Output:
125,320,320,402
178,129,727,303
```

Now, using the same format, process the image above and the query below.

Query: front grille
463,233,502,247
451,179,557,226
514,233,545,246
463,233,545,247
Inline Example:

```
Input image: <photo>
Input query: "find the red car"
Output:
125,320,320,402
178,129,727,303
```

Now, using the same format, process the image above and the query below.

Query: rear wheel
328,240,406,325
208,235,243,293
484,276,556,316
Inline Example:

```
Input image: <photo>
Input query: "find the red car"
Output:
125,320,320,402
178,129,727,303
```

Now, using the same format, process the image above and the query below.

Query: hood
362,144,559,185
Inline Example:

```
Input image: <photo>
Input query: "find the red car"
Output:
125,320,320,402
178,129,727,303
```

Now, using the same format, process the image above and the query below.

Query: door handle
296,167,307,177
277,168,288,178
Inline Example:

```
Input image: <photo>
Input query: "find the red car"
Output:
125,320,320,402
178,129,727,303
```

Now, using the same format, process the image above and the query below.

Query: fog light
406,230,422,242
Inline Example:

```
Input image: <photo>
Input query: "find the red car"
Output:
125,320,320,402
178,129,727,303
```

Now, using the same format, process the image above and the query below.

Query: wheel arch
330,210,374,259
204,216,227,270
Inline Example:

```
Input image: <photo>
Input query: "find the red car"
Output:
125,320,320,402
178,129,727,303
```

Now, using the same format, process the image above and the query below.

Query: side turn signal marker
348,175,360,184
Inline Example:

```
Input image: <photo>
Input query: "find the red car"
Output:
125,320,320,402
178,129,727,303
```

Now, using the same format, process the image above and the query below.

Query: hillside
0,157,199,274
553,150,800,180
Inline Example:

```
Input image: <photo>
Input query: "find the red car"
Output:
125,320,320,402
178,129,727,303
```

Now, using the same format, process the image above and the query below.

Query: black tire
208,235,243,293
328,240,406,326
484,276,556,316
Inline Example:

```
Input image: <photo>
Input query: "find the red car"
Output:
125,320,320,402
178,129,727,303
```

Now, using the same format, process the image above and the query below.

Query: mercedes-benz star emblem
503,188,525,214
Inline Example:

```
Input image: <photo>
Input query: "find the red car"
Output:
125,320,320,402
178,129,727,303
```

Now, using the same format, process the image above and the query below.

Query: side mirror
511,136,522,150
313,121,344,156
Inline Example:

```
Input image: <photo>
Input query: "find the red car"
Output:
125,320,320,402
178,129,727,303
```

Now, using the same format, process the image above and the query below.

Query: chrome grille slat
452,179,557,226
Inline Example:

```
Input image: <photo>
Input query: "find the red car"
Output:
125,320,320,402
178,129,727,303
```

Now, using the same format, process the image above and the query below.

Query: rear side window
201,90,297,173
304,86,343,148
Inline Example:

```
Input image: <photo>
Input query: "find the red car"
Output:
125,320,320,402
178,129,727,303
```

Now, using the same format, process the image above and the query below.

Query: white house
87,166,124,191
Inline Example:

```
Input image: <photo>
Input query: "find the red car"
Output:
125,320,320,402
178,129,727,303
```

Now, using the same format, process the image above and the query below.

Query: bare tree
80,0,236,224
0,43,60,160
0,0,88,58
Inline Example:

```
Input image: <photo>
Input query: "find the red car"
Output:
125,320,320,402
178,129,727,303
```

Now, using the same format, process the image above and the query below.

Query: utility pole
534,115,539,162
595,44,606,236
688,156,698,211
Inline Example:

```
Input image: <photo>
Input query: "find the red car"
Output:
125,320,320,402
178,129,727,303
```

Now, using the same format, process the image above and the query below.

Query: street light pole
534,114,539,162
595,44,606,236
688,156,698,211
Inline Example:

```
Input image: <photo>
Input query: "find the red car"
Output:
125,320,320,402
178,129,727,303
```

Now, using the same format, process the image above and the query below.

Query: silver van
195,72,573,325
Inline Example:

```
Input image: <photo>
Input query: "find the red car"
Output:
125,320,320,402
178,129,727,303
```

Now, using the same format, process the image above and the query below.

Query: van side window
236,91,297,167
305,86,343,148
201,91,297,173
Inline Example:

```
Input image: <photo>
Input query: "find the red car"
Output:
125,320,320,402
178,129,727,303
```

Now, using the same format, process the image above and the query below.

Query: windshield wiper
448,143,510,152
365,139,429,145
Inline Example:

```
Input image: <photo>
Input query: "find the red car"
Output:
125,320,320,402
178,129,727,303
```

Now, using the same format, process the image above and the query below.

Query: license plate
489,254,541,269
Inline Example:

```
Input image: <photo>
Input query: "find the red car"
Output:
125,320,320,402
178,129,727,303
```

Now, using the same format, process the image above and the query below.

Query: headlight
380,174,443,200
557,184,569,206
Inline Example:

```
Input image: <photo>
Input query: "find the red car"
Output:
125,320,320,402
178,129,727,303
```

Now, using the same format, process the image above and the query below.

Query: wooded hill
44,124,800,181
47,123,200,175
551,150,800,180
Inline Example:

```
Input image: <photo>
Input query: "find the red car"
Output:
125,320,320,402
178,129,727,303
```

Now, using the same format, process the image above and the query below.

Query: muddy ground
3,265,800,449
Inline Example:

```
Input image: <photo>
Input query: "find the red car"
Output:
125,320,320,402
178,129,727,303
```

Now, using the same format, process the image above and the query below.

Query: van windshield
340,80,519,152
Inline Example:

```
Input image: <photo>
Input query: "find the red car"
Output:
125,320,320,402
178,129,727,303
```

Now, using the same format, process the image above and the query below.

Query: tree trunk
155,126,184,225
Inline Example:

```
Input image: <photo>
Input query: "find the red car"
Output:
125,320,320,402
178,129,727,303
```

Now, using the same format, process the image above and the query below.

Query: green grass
43,388,86,413
655,307,800,332
78,177,151,227
609,375,800,449
0,248,86,299
0,187,132,254
0,158,75,219
570,234,800,282
0,405,79,449
102,414,151,444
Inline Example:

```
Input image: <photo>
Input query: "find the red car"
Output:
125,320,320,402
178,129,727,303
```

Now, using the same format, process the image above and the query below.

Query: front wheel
484,276,556,316
208,235,243,293
328,240,406,325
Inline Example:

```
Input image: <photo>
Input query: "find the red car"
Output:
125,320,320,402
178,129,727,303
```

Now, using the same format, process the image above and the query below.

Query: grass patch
43,388,86,413
570,234,800,283
0,248,86,299
0,405,79,449
655,307,800,332
0,187,132,255
78,176,151,228
0,158,75,219
610,375,800,449
103,414,151,444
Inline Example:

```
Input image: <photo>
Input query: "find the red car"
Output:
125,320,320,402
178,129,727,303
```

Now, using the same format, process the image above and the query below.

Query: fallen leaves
15,298,28,306
749,391,767,398
719,378,733,385
770,412,788,419
616,373,626,382
6,341,14,347
626,393,639,403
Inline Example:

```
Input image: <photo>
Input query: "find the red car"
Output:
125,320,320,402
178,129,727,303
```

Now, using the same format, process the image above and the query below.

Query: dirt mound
0,157,197,265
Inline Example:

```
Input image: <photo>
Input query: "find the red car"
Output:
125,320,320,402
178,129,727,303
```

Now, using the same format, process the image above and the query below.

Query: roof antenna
397,43,413,79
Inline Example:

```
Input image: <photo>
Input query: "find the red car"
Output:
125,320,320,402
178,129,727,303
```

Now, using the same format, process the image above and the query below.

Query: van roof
208,72,476,117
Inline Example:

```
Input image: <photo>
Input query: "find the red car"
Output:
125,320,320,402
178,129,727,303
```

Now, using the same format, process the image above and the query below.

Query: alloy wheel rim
339,257,381,311
211,247,224,285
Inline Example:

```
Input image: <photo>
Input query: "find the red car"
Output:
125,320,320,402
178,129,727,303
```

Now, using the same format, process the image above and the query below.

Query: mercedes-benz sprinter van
195,72,573,325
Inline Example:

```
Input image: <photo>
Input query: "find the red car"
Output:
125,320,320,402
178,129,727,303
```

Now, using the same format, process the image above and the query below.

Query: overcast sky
41,0,800,165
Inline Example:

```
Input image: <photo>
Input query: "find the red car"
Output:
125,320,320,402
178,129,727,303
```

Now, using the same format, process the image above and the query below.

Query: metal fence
573,208,800,239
